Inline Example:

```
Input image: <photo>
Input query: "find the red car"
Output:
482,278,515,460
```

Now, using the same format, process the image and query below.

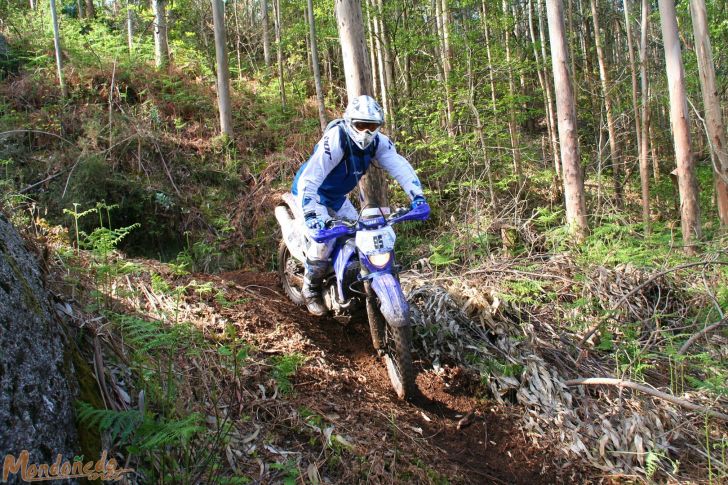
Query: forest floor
201,270,586,484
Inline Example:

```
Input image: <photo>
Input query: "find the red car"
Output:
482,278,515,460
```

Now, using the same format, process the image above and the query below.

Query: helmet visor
352,120,382,133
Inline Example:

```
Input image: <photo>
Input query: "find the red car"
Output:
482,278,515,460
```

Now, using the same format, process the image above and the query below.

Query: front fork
364,279,386,352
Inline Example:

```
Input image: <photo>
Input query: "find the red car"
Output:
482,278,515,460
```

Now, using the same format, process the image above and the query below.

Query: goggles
351,120,382,133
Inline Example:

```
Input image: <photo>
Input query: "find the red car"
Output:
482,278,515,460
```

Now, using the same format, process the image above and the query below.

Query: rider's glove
411,195,427,209
305,212,329,231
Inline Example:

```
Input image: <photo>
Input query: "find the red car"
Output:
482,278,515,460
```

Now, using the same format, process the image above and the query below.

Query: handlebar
310,203,430,243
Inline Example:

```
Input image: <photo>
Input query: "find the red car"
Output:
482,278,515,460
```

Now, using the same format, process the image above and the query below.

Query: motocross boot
302,259,328,316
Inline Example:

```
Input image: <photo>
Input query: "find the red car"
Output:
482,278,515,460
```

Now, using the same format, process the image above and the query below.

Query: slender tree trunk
153,0,170,68
85,0,95,18
503,0,523,185
546,0,588,239
261,0,271,68
690,0,728,227
307,0,327,132
372,0,388,124
624,0,642,161
77,0,84,18
126,0,134,53
467,50,495,207
658,0,701,250
639,0,651,232
366,3,379,99
233,0,243,80
377,0,396,132
537,0,561,179
435,0,454,136
481,0,497,115
50,0,67,98
335,0,387,208
212,0,234,136
273,0,286,107
590,0,622,206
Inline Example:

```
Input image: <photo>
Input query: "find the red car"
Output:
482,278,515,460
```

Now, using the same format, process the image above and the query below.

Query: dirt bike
275,193,430,400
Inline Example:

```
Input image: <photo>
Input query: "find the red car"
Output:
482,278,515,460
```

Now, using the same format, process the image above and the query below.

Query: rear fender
370,273,409,327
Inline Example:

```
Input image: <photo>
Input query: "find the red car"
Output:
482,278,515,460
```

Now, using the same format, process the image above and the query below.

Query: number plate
356,226,396,255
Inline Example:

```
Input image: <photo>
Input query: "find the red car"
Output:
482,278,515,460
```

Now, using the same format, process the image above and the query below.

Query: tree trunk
212,0,234,136
85,0,95,18
658,0,701,250
77,0,84,18
537,0,561,179
261,0,271,68
440,0,454,136
546,0,589,239
467,50,495,207
377,0,396,132
639,0,651,232
233,0,243,80
335,0,388,209
590,0,622,206
503,0,523,186
153,0,170,68
624,0,642,162
481,0,497,115
273,0,286,107
372,0,388,124
690,0,728,227
366,3,379,99
307,0,327,132
126,0,134,54
50,0,67,97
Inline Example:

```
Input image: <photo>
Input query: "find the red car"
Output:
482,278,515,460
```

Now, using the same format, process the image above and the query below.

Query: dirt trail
202,271,585,484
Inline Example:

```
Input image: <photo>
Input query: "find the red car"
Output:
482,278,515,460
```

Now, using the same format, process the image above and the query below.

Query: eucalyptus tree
658,0,701,251
211,0,233,136
307,0,327,131
546,0,588,239
689,0,728,227
334,0,387,208
50,0,67,97
153,0,170,68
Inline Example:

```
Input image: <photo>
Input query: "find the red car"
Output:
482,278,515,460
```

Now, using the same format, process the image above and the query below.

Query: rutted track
200,271,586,484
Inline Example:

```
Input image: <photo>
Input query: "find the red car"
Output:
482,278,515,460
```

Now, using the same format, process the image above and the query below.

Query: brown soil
201,271,589,484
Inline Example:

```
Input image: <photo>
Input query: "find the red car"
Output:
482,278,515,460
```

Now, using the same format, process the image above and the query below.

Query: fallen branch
678,316,728,355
564,377,728,422
579,260,728,347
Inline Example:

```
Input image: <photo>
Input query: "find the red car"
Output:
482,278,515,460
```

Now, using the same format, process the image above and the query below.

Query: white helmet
343,95,384,150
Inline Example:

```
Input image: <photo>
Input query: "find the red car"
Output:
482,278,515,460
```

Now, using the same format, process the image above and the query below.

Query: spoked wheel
278,240,305,305
383,322,416,400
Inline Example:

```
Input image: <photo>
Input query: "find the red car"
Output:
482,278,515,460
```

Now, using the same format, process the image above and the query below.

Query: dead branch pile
402,258,727,480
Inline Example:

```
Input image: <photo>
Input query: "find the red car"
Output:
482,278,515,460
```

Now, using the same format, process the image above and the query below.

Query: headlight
368,252,392,268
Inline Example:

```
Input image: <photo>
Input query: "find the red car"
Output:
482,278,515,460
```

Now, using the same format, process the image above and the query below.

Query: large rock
0,214,79,484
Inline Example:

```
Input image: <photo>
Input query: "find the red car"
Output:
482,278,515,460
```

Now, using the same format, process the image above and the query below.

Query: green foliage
76,401,205,452
269,353,306,395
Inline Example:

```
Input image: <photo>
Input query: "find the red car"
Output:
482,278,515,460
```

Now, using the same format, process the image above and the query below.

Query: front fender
370,273,409,327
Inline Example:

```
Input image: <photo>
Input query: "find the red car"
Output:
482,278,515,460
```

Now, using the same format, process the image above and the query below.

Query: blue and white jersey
291,125,423,217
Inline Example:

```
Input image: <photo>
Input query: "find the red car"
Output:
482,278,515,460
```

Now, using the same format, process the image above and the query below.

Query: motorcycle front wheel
278,240,305,306
375,305,416,400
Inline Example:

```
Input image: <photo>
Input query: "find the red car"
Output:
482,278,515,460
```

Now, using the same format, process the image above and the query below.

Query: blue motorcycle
275,194,430,399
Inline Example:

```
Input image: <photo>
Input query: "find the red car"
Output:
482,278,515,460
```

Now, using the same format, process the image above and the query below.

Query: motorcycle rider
291,95,427,316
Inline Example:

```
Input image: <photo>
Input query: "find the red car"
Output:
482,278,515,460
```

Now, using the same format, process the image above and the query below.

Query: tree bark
546,0,589,239
126,0,134,54
335,0,388,209
85,0,95,18
233,0,243,80
366,2,379,99
307,0,327,132
50,0,67,98
639,0,651,232
537,0,561,179
153,0,170,68
273,0,286,107
624,0,642,162
690,0,728,227
440,0,454,136
658,0,701,250
481,0,497,115
503,0,523,185
590,0,622,206
376,0,396,132
261,0,271,68
212,0,234,136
